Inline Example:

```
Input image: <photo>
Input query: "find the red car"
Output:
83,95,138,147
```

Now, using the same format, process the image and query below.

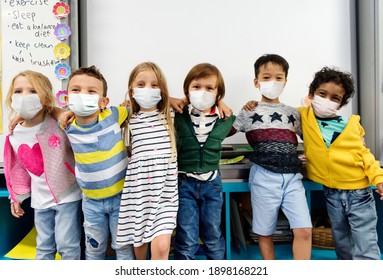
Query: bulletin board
0,0,78,162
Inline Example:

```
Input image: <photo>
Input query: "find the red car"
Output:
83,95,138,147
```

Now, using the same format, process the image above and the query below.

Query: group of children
3,53,383,261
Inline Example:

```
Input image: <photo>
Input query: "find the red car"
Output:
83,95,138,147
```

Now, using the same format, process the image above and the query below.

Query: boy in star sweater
230,54,312,260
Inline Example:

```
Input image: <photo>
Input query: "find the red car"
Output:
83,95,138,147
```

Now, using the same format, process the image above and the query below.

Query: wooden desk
222,179,323,260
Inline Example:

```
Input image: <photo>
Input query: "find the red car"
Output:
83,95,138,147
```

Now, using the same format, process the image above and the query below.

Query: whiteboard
0,0,75,162
81,0,356,145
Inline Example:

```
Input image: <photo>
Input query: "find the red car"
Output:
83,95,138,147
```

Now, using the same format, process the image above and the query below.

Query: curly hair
308,66,355,107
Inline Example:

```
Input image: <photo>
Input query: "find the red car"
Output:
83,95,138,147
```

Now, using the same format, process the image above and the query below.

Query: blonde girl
116,62,178,260
4,70,82,259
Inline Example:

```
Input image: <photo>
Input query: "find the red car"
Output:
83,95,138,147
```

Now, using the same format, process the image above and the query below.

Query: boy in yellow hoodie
245,66,383,259
299,66,383,259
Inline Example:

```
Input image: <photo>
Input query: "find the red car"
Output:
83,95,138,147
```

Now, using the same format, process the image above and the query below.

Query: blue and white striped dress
117,110,178,247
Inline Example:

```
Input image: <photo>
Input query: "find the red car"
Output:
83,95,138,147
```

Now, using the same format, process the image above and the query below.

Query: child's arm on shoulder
8,115,23,135
243,100,258,111
53,107,74,129
120,99,131,107
170,97,188,114
217,100,233,119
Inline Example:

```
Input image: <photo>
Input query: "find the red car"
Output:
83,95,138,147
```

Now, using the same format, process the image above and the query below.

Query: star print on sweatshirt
232,102,302,173
316,115,348,148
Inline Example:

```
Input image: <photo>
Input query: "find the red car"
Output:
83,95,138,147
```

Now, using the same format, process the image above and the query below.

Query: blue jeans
82,193,134,260
34,200,82,260
323,186,381,260
173,173,225,260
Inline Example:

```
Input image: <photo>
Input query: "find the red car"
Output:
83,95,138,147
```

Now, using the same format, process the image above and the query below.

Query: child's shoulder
279,103,299,112
101,105,128,116
266,103,299,118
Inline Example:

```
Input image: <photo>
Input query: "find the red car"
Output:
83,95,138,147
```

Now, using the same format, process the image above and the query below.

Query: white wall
0,0,356,162
82,0,356,144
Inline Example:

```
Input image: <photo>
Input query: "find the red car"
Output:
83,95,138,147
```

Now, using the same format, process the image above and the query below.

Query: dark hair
183,63,225,105
254,54,289,78
68,65,108,97
308,66,355,107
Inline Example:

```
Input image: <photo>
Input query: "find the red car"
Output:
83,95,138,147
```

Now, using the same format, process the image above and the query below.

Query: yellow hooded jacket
299,106,383,190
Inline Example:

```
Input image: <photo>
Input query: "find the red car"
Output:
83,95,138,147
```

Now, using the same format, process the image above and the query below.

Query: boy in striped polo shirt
60,65,134,260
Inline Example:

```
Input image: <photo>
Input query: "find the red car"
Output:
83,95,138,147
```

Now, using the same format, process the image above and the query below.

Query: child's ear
302,95,312,107
100,97,109,109
254,78,260,88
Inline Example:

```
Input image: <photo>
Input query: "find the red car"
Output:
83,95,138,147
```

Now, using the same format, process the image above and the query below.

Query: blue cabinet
222,179,383,260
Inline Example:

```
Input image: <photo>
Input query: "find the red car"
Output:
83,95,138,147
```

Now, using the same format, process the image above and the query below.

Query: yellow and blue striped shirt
63,106,128,199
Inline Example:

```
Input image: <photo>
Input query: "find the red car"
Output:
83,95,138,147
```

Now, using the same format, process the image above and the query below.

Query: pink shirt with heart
9,123,56,209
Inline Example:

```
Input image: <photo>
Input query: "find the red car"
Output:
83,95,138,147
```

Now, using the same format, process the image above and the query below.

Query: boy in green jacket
173,63,235,260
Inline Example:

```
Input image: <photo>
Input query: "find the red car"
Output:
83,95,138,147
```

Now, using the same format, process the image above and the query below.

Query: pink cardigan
3,116,79,204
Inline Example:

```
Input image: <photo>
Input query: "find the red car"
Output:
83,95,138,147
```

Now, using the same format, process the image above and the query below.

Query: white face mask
11,94,43,120
189,91,217,111
259,81,285,100
68,93,100,117
311,95,339,118
132,88,162,109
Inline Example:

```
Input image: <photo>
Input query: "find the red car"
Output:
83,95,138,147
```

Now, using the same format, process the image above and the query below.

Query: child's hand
10,202,25,218
243,100,258,111
170,97,188,113
8,115,24,135
120,99,131,107
59,110,75,129
217,100,233,119
375,183,383,200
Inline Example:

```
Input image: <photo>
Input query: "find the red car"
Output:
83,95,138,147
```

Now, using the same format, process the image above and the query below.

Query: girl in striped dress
117,62,178,260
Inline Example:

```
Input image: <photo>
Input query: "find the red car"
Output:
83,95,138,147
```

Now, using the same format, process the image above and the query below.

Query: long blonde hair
124,62,176,160
5,70,55,120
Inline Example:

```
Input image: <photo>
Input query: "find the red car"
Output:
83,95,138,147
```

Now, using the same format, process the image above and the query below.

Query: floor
229,243,337,260
166,242,337,260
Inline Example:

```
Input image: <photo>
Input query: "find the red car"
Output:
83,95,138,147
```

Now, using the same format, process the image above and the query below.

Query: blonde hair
124,62,176,160
5,70,55,120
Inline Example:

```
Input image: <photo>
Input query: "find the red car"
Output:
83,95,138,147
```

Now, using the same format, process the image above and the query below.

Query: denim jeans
323,186,381,260
173,173,225,260
34,200,82,260
82,193,134,260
